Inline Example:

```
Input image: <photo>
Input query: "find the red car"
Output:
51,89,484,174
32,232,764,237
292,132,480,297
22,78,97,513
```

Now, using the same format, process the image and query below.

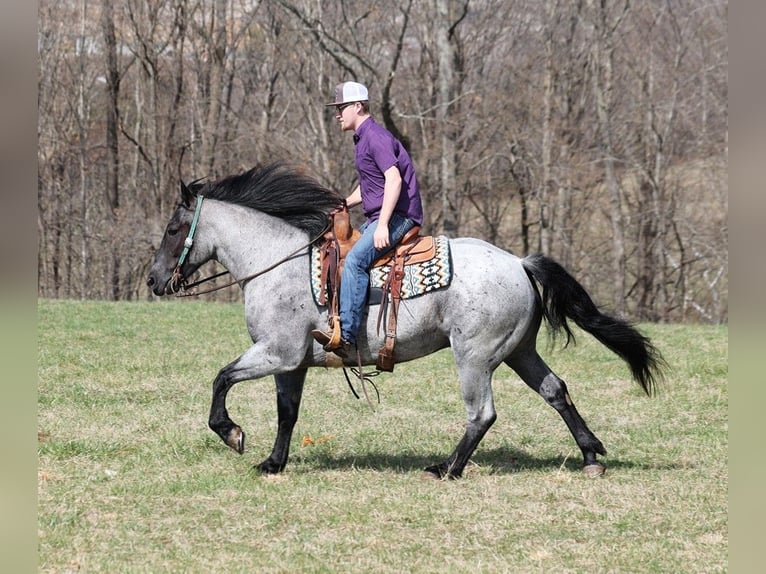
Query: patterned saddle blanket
310,235,452,305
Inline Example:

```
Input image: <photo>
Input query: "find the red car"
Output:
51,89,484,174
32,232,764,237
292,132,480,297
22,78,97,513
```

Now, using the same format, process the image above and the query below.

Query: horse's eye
167,228,178,237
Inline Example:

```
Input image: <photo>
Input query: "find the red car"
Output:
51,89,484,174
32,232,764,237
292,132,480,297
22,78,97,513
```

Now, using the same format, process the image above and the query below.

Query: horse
147,162,665,480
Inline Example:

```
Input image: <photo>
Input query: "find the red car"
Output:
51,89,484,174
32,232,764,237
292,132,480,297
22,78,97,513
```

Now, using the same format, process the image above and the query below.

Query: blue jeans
339,213,416,345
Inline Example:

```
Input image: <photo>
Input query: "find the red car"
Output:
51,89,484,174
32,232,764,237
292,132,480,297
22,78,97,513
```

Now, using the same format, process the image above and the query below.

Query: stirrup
311,315,342,350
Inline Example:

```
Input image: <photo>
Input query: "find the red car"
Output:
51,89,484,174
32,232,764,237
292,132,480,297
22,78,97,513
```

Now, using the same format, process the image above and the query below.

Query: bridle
169,193,208,294
170,194,331,297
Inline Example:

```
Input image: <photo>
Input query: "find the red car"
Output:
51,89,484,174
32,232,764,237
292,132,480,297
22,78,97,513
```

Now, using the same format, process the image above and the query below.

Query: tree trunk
202,0,228,175
539,0,556,255
589,0,626,315
102,0,121,300
435,0,459,236
78,0,91,299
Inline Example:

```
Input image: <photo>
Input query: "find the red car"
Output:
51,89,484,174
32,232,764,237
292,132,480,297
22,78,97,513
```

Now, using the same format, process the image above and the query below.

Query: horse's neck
200,201,308,278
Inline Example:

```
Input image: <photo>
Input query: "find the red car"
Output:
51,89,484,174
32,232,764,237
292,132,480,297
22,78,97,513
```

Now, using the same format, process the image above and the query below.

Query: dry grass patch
39,299,727,573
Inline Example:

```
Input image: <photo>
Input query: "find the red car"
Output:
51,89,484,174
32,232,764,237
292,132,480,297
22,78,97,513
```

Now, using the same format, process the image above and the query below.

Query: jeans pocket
389,215,415,244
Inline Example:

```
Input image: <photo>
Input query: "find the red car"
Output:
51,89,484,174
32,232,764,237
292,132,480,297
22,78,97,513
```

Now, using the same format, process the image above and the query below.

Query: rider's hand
373,225,390,250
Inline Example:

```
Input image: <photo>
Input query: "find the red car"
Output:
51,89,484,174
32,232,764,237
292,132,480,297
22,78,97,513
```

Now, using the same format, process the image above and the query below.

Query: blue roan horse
147,162,665,479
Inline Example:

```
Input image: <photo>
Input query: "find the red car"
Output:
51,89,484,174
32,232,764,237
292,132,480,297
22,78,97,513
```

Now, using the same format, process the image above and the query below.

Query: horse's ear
180,181,194,207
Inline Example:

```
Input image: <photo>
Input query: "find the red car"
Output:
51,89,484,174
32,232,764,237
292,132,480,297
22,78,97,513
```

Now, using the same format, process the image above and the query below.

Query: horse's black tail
521,254,666,396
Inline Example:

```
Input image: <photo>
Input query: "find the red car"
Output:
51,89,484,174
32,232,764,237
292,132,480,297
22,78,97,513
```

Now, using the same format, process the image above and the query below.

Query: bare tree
432,0,468,236
586,0,629,315
36,0,728,321
102,0,122,299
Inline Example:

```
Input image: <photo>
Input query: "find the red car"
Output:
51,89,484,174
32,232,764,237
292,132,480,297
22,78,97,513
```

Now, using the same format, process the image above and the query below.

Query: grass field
38,299,728,573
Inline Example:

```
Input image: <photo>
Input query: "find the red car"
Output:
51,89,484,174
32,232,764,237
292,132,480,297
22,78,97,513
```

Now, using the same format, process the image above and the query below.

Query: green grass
38,299,727,573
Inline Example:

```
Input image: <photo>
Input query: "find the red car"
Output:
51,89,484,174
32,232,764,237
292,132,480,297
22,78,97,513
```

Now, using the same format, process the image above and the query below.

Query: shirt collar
353,116,374,145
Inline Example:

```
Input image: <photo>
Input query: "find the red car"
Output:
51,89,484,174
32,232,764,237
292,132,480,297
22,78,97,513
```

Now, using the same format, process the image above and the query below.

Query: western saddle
315,205,436,371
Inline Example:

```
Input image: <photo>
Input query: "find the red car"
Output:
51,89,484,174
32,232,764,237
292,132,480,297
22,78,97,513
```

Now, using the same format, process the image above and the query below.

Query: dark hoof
583,463,606,478
256,458,285,474
224,426,245,454
422,464,459,481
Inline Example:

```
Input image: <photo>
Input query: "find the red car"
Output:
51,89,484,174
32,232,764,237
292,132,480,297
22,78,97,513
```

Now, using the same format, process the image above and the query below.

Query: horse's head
147,181,206,296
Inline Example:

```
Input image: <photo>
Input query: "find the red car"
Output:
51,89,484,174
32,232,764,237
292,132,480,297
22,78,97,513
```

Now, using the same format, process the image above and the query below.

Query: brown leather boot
331,339,352,358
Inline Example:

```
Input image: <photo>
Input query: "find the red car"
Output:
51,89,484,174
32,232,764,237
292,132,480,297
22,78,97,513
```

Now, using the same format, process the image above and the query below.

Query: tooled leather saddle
315,206,438,371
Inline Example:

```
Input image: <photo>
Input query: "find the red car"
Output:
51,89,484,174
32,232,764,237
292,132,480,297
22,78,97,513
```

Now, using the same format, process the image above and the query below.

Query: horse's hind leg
507,351,607,476
424,363,497,480
256,369,307,474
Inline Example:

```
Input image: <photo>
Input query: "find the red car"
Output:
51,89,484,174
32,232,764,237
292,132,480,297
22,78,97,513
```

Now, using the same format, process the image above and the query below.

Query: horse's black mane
189,162,344,238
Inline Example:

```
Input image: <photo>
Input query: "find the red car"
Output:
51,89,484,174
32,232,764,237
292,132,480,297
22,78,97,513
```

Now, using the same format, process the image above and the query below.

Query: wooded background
37,0,727,323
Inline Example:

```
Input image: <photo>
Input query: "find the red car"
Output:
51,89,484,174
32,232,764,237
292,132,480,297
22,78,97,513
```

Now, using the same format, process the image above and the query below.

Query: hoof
256,458,285,474
422,464,459,481
583,463,606,478
422,464,446,480
225,427,245,454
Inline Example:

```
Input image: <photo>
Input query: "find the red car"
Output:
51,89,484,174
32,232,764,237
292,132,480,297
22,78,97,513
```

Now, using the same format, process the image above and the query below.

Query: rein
169,196,376,408
171,194,331,297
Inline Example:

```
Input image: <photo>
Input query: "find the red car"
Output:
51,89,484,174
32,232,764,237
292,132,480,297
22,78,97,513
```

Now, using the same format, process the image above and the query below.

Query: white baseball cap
326,81,369,106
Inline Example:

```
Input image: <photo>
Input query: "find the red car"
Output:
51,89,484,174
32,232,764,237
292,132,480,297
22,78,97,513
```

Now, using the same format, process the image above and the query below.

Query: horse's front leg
208,343,290,455
208,358,248,454
256,369,307,474
208,343,308,470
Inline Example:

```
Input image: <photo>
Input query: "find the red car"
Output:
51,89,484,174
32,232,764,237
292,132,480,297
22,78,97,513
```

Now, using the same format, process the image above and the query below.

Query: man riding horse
311,81,424,358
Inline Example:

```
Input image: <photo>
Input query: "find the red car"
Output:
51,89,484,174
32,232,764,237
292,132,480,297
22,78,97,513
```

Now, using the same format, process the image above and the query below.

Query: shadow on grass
285,446,685,476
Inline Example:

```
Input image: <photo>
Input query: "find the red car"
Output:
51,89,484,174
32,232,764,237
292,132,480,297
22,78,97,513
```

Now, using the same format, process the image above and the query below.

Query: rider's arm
346,185,362,208
372,166,402,249
377,166,402,229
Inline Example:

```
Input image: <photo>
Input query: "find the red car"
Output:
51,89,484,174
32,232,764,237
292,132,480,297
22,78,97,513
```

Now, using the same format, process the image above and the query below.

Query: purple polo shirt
354,117,423,225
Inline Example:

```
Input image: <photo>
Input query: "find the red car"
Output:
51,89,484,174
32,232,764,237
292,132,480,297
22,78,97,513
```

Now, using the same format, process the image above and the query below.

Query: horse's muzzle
147,271,176,296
